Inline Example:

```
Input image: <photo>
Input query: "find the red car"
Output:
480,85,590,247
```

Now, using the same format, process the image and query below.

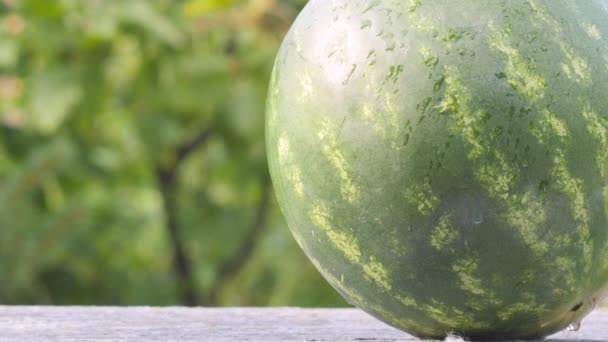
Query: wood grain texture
0,307,605,342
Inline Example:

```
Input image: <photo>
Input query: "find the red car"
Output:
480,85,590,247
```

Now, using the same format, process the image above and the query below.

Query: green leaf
0,138,72,205
0,38,19,68
27,71,82,134
122,1,184,48
224,78,265,141
182,0,242,18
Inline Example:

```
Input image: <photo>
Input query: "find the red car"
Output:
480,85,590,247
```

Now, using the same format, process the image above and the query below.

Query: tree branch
157,124,214,307
174,126,214,166
203,176,272,306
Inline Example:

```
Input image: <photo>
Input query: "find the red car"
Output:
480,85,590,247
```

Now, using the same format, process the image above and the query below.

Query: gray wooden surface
0,307,606,341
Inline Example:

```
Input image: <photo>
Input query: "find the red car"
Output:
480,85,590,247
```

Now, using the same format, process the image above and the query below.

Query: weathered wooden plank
0,307,605,342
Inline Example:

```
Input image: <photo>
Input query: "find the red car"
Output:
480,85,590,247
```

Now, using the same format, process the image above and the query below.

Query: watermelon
266,0,608,340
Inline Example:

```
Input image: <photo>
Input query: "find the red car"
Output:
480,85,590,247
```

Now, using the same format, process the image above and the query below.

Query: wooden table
0,307,606,341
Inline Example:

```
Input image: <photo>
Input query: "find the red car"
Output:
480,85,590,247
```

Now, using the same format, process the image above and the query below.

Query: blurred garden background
0,0,346,306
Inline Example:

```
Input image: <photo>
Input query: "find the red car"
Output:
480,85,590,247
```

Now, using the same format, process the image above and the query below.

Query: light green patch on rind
488,21,546,104
555,256,576,287
289,168,305,198
293,26,304,60
498,292,547,321
525,104,592,277
475,150,517,200
309,202,392,291
442,66,506,168
385,227,408,258
361,93,403,149
559,42,592,86
525,0,592,85
320,257,437,338
582,23,602,40
529,109,570,144
362,102,389,141
581,105,608,177
442,66,550,258
549,150,593,275
405,1,436,33
488,17,594,276
298,72,314,99
310,203,362,263
423,299,491,330
396,293,418,307
430,212,459,251
525,0,563,34
318,118,361,204
277,134,305,198
502,190,549,256
405,176,440,216
382,92,405,149
407,0,422,13
363,257,392,291
267,69,280,129
452,256,492,298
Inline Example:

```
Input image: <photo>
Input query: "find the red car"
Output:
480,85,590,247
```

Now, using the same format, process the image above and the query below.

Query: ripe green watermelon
266,0,608,339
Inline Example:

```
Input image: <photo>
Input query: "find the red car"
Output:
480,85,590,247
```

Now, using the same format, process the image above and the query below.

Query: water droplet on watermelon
567,321,581,331
472,214,483,225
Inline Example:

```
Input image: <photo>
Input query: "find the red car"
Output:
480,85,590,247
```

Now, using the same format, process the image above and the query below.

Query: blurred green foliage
0,0,345,306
